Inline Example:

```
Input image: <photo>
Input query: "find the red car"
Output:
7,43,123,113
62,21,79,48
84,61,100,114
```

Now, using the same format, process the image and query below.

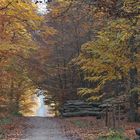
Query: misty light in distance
32,0,51,14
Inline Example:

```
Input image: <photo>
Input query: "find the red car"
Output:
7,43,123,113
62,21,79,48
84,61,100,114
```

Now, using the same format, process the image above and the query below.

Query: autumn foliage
0,0,43,116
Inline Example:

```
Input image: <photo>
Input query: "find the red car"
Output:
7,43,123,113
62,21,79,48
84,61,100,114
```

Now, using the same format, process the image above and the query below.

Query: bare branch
0,1,12,11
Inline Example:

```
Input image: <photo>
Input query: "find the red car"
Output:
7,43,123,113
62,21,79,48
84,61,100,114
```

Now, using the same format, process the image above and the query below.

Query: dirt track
22,117,70,140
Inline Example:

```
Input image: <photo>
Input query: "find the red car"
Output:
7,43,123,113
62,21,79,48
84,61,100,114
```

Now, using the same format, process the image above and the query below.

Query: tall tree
75,0,140,121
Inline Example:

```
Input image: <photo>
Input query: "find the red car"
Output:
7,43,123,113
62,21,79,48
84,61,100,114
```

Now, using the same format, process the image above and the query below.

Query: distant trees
29,0,102,105
30,0,140,121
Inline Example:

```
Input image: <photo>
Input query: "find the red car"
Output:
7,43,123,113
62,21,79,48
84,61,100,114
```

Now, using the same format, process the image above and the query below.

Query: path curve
22,117,70,140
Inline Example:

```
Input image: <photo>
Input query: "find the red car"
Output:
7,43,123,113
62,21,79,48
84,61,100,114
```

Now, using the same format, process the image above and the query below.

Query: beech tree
75,0,140,121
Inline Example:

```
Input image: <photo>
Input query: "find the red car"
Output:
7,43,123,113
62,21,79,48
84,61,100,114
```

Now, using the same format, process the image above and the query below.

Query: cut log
60,100,102,117
62,111,103,117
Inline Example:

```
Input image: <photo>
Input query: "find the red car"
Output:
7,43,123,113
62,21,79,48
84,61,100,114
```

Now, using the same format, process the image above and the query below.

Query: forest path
22,117,70,140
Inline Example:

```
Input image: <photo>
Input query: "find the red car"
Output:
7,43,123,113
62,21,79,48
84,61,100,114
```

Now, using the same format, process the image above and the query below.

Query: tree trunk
128,25,139,121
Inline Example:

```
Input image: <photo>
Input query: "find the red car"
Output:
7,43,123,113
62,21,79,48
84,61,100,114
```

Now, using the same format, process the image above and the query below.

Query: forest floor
60,117,140,140
0,117,71,140
1,116,140,140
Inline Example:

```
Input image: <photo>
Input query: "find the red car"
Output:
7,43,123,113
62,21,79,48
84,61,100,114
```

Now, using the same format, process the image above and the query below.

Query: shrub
98,129,130,140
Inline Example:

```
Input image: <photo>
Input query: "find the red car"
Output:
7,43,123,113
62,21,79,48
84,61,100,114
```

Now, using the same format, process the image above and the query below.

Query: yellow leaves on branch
0,0,44,67
0,0,42,42
123,0,140,14
75,18,140,100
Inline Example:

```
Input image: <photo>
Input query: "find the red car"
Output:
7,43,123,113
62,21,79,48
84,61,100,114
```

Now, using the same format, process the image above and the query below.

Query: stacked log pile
60,100,103,117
